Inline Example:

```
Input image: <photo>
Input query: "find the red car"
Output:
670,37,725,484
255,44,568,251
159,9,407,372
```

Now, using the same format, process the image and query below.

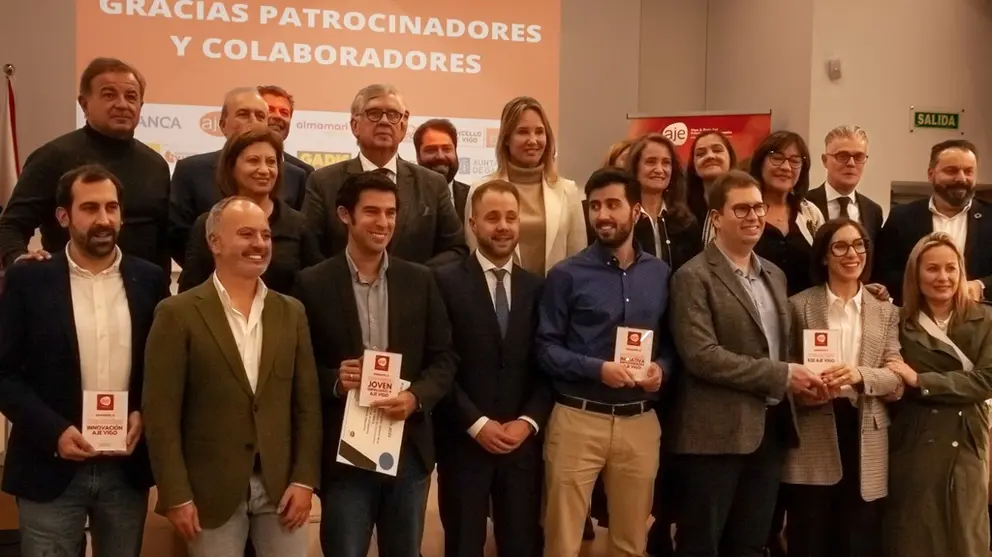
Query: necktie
492,269,509,338
837,196,851,219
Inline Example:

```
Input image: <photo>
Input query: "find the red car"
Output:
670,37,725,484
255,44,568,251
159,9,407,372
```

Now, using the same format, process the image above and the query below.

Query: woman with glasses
881,232,992,557
465,96,586,276
686,130,737,243
783,218,902,557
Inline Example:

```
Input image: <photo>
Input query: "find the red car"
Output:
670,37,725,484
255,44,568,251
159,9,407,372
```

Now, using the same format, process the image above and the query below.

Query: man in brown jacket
143,197,322,557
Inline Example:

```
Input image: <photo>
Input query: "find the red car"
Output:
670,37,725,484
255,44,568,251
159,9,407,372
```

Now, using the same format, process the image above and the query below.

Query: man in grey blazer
668,170,825,557
302,84,468,267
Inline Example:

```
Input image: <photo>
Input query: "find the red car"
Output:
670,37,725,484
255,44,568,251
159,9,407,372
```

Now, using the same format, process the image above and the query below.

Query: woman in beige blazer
465,96,586,276
784,218,902,557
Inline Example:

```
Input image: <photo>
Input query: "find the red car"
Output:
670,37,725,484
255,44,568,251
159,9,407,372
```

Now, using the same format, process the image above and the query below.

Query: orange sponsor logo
199,111,224,137
485,127,500,148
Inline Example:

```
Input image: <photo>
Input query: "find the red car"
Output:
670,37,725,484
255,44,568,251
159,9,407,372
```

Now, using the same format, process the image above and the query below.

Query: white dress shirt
447,181,455,206
467,250,539,438
640,202,667,257
359,152,399,183
826,285,863,402
824,182,861,223
68,246,132,392
212,273,267,393
929,196,971,253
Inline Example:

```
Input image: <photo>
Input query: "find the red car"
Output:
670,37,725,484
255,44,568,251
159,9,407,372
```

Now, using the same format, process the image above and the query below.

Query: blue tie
492,269,509,337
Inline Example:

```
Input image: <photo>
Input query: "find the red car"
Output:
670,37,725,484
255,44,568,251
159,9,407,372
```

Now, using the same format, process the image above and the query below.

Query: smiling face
693,133,732,181
507,108,547,168
208,199,272,279
712,184,765,247
587,182,638,248
637,140,673,195
338,189,398,256
470,188,520,262
56,178,122,260
929,147,978,211
233,141,278,199
761,142,803,195
825,224,867,283
918,244,962,306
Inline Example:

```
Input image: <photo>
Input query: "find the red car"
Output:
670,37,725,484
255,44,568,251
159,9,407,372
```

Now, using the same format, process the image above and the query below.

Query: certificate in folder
337,379,410,477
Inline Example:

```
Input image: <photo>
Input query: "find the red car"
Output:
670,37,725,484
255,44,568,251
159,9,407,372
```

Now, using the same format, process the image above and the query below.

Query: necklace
935,314,952,330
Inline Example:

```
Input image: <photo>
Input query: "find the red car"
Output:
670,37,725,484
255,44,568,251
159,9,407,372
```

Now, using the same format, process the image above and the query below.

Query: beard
477,233,516,260
421,157,459,183
594,220,634,248
934,180,974,209
75,225,118,258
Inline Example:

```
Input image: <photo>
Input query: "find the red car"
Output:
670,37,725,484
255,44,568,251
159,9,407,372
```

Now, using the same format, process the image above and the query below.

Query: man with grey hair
144,196,322,557
168,87,308,265
302,83,467,266
806,125,883,241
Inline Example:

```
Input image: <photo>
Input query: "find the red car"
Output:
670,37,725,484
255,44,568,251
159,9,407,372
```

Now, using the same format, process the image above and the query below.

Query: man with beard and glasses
875,139,988,304
143,197,322,557
257,85,315,176
0,58,171,275
0,165,170,557
537,167,675,557
414,119,470,222
433,180,551,557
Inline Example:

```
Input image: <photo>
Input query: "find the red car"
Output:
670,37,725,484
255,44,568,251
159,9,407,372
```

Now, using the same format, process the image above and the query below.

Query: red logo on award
815,333,828,347
96,394,114,411
627,332,641,346
374,356,390,372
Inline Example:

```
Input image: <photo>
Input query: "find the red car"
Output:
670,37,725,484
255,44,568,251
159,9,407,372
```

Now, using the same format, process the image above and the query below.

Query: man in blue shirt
537,167,674,557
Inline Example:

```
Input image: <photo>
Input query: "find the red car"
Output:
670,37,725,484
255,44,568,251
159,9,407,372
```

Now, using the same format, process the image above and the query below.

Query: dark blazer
293,254,458,483
285,153,316,177
874,198,992,305
452,179,470,224
301,157,468,267
433,255,552,461
582,201,702,274
168,150,308,264
806,184,884,241
0,252,169,502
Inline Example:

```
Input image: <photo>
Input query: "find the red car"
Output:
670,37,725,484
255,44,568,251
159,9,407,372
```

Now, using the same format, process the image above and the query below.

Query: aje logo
814,332,828,347
297,151,351,170
96,394,115,411
627,331,642,347
374,355,390,372
662,122,690,146
485,128,500,148
200,111,224,137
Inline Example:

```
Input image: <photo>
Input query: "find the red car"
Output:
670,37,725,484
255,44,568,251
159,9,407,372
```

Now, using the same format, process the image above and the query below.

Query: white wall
807,0,992,211
637,0,709,115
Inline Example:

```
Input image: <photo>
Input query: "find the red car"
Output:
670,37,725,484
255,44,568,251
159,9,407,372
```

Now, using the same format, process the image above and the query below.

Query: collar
211,272,268,308
476,250,513,276
345,245,389,282
588,240,644,267
928,196,972,219
824,182,857,204
359,152,398,176
640,202,667,220
713,241,762,277
65,244,123,278
826,283,864,312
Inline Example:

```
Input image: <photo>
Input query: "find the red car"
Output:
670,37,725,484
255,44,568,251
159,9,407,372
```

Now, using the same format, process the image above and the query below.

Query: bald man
167,87,309,265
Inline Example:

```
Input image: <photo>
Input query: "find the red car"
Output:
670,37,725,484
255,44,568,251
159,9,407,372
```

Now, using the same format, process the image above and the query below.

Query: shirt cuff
467,417,489,438
290,483,313,492
332,378,341,398
171,500,194,509
519,416,539,434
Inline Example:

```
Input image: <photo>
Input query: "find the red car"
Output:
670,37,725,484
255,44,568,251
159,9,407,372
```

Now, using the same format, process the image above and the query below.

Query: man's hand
336,359,362,395
111,411,143,456
14,249,51,263
882,380,906,402
371,390,418,421
57,426,98,461
787,364,827,397
886,360,919,388
966,280,985,301
278,484,313,531
822,364,863,389
601,361,635,389
795,388,832,407
636,363,663,393
864,283,891,301
165,502,202,542
475,421,515,455
502,420,533,449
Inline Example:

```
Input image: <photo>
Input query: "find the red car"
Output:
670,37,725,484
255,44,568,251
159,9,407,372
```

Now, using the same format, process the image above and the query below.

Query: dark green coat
883,303,992,557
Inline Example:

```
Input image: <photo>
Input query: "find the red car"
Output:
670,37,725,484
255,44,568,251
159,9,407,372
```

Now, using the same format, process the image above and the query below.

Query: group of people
0,55,988,557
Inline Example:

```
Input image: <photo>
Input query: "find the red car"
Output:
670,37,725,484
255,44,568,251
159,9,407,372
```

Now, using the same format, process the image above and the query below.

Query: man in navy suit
433,179,551,557
168,87,308,265
0,164,170,557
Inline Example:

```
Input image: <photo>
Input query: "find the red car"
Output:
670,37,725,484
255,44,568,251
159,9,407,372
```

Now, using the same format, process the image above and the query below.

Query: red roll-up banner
627,111,773,165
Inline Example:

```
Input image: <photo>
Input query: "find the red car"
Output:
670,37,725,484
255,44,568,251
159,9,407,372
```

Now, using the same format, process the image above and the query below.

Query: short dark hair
929,139,977,170
707,169,760,212
809,218,873,285
56,164,124,210
749,130,812,213
584,167,641,205
216,128,285,198
336,170,400,214
257,85,294,112
79,57,146,100
471,179,520,212
413,119,458,153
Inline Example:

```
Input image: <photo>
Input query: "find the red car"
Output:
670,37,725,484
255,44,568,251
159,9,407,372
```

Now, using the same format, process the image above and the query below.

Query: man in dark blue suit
0,164,170,557
433,179,551,557
168,87,308,265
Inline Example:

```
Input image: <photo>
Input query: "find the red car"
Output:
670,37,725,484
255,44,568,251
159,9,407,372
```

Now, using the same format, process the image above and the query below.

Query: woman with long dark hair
686,130,737,243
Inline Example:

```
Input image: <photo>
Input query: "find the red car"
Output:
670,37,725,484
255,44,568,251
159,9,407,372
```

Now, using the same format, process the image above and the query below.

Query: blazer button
245,443,254,451
253,404,259,412
931,409,938,414
952,441,959,448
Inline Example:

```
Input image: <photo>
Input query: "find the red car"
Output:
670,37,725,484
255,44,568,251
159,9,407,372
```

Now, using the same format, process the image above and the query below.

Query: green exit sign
914,111,960,130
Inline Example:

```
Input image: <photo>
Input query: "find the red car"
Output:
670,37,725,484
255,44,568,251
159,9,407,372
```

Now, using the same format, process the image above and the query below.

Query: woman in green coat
884,232,992,557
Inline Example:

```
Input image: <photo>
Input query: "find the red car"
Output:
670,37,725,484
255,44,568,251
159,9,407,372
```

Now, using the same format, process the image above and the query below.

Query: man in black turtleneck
0,57,170,275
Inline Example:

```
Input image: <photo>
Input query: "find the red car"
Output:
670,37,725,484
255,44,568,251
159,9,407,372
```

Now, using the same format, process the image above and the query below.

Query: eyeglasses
826,151,869,165
363,108,406,124
730,203,768,219
768,152,805,170
829,239,868,257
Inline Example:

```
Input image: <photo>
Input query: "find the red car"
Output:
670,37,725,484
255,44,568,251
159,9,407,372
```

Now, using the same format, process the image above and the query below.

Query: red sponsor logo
96,394,114,411
485,127,500,148
814,332,828,347
374,355,390,372
627,332,641,347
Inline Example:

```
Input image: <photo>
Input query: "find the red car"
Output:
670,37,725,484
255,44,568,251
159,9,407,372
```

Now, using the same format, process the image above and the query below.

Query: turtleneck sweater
506,162,547,276
0,123,171,273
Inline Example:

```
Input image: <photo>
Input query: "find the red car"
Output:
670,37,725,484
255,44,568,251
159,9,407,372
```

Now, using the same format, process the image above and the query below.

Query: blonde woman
604,139,634,168
883,232,992,557
465,97,586,276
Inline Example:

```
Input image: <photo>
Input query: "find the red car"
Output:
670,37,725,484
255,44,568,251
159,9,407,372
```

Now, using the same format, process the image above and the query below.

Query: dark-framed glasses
768,152,805,169
730,203,768,219
830,239,868,257
364,108,406,124
827,151,869,165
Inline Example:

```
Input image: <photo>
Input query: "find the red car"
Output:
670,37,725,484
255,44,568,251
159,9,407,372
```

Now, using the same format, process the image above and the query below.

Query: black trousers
437,443,543,557
782,400,882,557
674,409,788,557
646,450,680,556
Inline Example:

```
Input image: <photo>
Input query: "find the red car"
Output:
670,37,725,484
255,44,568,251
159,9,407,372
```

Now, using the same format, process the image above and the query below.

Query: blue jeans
319,451,429,557
17,460,148,557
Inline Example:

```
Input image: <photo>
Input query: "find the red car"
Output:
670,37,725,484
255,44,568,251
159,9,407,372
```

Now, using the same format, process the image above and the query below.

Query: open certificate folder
337,379,411,477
